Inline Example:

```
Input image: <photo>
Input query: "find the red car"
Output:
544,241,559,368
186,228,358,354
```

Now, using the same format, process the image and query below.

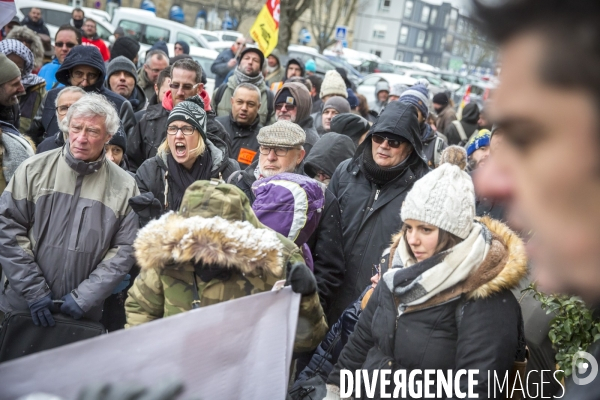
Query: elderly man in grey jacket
0,93,139,327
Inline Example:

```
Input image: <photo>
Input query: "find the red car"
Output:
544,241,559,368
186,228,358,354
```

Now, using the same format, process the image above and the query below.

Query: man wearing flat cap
228,120,345,323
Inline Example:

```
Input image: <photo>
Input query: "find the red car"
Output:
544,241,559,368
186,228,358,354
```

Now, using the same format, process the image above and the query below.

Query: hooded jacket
274,82,320,155
21,16,49,36
421,123,448,169
327,101,430,322
28,46,135,144
270,58,306,92
125,180,328,353
328,217,528,399
0,122,35,193
0,144,139,321
228,161,345,318
330,113,370,146
211,48,237,88
369,80,389,113
38,58,62,91
265,50,285,86
215,113,262,169
444,102,480,145
134,141,239,217
434,103,457,137
304,132,355,179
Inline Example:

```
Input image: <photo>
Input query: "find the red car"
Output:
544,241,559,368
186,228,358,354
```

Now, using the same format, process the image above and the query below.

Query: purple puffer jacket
251,173,325,270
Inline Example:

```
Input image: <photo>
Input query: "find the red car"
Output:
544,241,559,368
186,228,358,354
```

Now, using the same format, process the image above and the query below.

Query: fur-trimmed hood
134,212,284,277
388,216,527,310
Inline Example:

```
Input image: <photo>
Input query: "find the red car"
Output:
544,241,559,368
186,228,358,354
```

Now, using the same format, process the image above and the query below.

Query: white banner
0,288,300,399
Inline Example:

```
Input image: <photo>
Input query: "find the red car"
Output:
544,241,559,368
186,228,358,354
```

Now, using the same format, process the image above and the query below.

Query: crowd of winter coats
0,11,562,400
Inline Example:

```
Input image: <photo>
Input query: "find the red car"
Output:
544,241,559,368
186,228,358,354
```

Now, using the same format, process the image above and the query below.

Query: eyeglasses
169,82,200,91
55,42,77,49
167,125,196,135
259,146,292,157
275,103,296,111
56,105,70,116
371,134,405,148
71,70,99,81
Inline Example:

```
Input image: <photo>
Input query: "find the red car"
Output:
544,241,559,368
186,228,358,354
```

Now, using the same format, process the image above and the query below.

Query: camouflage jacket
125,181,328,353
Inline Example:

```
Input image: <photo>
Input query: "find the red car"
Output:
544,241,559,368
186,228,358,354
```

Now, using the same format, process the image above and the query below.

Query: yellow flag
250,0,280,57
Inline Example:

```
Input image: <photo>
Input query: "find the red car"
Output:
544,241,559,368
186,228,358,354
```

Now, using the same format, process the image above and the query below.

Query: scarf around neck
360,142,414,186
234,68,264,87
382,221,491,309
166,151,213,212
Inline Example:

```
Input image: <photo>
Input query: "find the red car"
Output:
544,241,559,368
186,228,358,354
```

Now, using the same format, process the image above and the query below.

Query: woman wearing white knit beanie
324,146,529,400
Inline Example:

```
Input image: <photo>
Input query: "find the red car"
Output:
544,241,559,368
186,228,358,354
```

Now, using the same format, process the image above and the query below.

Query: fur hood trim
388,216,527,309
134,212,284,276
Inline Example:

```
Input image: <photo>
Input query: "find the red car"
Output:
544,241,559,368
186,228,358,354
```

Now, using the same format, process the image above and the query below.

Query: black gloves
28,294,56,327
61,293,84,320
285,262,317,295
129,193,163,226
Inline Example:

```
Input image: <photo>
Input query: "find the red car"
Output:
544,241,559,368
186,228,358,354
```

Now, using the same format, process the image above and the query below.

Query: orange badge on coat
238,148,257,165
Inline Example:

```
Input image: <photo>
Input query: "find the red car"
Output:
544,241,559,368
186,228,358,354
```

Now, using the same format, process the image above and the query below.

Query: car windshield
202,34,219,42
192,56,216,79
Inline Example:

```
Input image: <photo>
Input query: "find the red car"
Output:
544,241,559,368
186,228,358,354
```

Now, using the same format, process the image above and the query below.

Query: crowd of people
0,0,599,398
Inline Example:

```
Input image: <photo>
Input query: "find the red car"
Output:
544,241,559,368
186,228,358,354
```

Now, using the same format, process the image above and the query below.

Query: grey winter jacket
0,145,140,321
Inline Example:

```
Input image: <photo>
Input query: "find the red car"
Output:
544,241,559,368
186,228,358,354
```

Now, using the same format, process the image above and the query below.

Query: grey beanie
0,53,21,86
106,56,137,85
323,96,351,114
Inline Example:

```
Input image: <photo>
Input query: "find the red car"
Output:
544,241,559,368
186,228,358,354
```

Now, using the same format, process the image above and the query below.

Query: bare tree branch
277,0,314,52
309,0,358,53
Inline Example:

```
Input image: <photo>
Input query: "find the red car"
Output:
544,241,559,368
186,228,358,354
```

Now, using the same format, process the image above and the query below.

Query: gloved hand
285,262,317,295
112,274,131,294
129,193,163,221
28,294,56,327
61,293,84,319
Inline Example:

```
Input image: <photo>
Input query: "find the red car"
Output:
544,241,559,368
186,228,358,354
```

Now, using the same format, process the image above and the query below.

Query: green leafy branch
525,284,600,380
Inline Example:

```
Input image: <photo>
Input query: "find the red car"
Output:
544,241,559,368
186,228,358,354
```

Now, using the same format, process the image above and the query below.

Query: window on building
413,54,421,62
370,50,382,57
379,0,391,11
396,51,404,61
416,30,426,48
422,56,429,64
420,6,430,24
424,32,433,49
450,9,458,29
440,36,446,51
429,8,438,25
404,1,414,18
444,12,450,28
457,19,465,34
399,26,409,44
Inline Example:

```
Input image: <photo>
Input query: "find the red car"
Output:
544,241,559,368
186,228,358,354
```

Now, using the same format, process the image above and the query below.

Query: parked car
112,8,211,50
396,70,452,98
195,29,221,43
16,0,114,47
453,80,495,111
209,41,235,53
356,60,396,75
324,55,363,87
211,30,244,42
287,46,338,80
356,73,416,106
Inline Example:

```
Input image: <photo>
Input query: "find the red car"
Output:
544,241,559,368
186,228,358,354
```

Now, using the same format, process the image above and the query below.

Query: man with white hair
0,93,139,327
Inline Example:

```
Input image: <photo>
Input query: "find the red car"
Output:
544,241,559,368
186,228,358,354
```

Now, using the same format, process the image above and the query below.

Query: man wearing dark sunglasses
327,101,430,323
38,25,82,91
28,45,135,145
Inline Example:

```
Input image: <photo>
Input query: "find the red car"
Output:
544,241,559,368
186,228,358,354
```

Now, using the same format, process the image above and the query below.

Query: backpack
452,120,478,147
213,83,274,125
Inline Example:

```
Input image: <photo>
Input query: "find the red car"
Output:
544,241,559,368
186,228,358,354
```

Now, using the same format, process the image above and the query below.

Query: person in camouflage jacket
125,180,328,353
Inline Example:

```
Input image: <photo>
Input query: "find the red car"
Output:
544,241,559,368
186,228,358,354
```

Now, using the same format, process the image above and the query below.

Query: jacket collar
229,112,260,132
63,142,105,175
145,103,169,120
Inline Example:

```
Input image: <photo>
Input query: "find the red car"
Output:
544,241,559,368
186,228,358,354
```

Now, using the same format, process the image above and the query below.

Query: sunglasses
55,42,77,49
275,103,296,111
371,134,405,148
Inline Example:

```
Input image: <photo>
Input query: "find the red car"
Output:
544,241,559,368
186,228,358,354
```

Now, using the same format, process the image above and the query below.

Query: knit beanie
0,53,22,86
257,120,306,148
323,96,351,114
320,70,348,99
108,123,127,152
275,88,295,106
400,83,430,118
466,129,491,157
346,88,359,109
401,146,475,239
305,59,316,72
432,92,449,106
240,47,265,69
110,36,140,62
167,94,208,141
107,56,138,85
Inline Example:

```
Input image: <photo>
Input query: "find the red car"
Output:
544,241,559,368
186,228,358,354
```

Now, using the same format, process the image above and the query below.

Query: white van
15,0,114,46
111,8,211,50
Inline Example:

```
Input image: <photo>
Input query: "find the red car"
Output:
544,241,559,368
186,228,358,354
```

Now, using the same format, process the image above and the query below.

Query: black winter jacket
28,46,135,144
327,102,429,322
304,132,355,179
127,104,231,173
21,16,50,35
444,103,480,146
216,113,262,169
211,48,236,88
228,161,345,316
135,139,239,215
328,217,528,399
298,115,320,157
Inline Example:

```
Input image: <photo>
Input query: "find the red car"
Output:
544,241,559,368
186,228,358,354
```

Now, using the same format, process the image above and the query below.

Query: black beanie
110,36,140,62
432,92,449,106
108,123,127,152
330,113,370,146
275,88,295,106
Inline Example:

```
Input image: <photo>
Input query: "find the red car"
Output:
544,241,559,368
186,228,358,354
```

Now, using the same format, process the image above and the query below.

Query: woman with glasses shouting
326,101,431,323
132,95,239,227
